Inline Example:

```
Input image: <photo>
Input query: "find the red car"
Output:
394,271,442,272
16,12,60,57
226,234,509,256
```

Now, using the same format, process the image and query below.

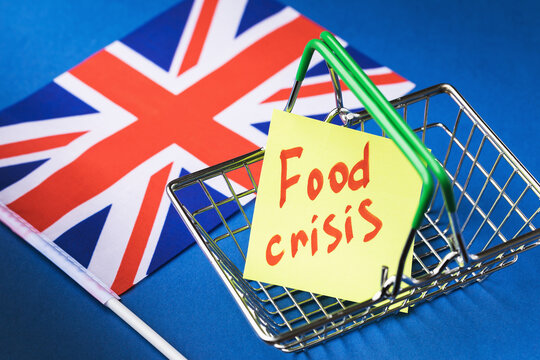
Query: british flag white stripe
199,2,299,71
105,42,175,91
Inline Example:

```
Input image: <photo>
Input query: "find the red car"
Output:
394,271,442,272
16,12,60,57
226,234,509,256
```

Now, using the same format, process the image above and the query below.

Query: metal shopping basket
167,32,540,352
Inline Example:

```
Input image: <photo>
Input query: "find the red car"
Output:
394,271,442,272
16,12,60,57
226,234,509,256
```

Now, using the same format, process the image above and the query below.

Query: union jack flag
0,0,414,295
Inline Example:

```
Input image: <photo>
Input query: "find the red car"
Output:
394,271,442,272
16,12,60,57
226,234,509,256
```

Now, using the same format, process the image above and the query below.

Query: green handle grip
294,38,434,228
319,31,457,214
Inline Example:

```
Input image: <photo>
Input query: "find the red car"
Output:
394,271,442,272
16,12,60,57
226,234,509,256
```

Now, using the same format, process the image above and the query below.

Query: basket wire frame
167,84,540,352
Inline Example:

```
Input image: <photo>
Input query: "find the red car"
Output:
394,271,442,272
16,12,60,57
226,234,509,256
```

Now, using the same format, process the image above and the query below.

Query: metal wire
167,84,540,352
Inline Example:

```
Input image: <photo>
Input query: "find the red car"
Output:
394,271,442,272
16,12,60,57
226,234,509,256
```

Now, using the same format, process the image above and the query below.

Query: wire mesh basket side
167,84,540,351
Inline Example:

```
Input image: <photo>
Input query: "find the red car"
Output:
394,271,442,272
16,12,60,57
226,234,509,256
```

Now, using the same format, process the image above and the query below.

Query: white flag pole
0,203,186,360
106,298,186,360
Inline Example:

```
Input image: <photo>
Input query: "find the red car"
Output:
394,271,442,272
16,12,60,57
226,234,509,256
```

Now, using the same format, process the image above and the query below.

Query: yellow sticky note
243,110,421,303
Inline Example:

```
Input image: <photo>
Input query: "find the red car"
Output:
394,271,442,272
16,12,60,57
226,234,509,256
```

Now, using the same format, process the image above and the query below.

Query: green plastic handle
294,38,434,228
318,31,457,214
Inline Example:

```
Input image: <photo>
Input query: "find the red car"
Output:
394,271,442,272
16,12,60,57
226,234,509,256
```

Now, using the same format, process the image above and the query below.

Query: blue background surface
0,1,539,359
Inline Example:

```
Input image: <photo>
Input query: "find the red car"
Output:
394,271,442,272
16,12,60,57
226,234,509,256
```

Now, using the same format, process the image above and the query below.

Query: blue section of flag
54,205,112,268
0,82,97,126
235,0,285,38
345,46,380,69
147,168,239,274
0,159,48,192
305,60,330,78
252,121,270,135
146,204,192,275
121,0,193,71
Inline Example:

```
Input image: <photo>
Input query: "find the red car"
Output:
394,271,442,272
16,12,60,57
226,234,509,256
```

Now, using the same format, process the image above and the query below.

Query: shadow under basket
167,84,540,352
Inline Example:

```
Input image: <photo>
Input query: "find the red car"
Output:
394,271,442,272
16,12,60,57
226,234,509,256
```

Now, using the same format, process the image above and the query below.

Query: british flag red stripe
179,0,219,75
0,0,414,294
0,132,87,159
112,164,173,293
